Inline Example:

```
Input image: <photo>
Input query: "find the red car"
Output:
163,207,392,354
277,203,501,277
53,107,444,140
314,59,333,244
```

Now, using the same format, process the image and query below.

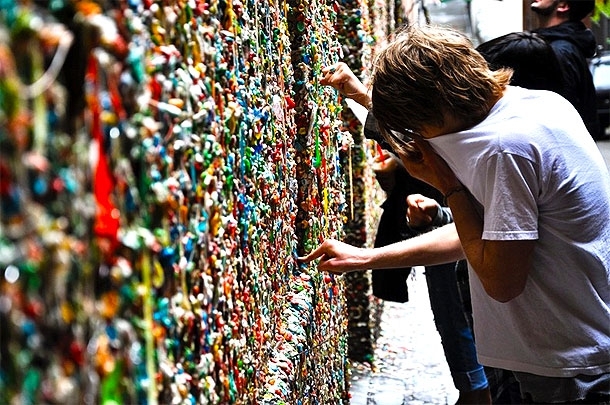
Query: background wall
0,0,418,403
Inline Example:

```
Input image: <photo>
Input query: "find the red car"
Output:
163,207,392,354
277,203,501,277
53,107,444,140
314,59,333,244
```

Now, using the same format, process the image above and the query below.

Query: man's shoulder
548,38,581,56
534,20,583,36
534,22,597,58
502,86,564,109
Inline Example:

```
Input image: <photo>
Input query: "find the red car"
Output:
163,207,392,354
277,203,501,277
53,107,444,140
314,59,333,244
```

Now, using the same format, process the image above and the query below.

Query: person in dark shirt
531,0,601,139
476,31,565,96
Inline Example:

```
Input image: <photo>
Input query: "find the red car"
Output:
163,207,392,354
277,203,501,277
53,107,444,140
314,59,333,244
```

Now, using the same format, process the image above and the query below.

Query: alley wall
0,0,418,403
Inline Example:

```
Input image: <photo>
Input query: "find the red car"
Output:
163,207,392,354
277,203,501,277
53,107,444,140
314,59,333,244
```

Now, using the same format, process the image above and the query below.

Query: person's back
476,31,565,95
428,84,610,379
472,32,590,401
531,0,600,138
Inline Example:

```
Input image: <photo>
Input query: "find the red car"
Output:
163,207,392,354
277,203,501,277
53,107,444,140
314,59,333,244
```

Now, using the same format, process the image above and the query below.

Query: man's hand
406,194,439,228
298,239,370,274
399,137,461,195
299,225,467,275
320,62,371,108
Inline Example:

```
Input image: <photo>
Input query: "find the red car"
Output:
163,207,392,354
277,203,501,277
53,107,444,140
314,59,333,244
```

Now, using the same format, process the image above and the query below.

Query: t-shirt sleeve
481,152,539,241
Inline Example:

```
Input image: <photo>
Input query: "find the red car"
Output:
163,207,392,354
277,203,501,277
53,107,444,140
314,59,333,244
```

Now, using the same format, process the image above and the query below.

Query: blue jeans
425,261,489,392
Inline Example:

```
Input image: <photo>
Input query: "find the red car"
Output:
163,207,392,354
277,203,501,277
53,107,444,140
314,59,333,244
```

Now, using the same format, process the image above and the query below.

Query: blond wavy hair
371,24,513,138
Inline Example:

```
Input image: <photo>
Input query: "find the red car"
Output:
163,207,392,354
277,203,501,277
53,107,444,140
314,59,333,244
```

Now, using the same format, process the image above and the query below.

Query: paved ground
348,268,459,405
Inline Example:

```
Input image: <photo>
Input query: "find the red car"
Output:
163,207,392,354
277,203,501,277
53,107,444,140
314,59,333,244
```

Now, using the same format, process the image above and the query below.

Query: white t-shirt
428,86,610,377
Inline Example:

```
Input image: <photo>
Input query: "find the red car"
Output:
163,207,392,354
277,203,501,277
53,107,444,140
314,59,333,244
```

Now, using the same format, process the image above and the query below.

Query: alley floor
348,268,459,405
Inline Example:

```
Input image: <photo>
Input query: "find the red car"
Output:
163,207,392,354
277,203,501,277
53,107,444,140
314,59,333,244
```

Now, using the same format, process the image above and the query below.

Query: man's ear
556,1,570,16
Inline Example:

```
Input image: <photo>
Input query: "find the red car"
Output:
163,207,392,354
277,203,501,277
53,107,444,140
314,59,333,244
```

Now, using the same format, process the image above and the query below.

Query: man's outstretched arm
299,223,464,274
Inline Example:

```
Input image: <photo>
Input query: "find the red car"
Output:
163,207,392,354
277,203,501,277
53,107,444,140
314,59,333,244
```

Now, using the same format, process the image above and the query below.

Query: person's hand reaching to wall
321,62,371,108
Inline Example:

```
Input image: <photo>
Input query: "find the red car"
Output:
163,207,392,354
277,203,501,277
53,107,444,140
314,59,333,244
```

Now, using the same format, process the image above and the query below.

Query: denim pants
424,261,489,392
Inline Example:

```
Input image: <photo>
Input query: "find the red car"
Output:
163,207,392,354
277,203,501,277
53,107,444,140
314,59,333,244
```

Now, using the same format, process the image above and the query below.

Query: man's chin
530,1,542,12
530,0,558,16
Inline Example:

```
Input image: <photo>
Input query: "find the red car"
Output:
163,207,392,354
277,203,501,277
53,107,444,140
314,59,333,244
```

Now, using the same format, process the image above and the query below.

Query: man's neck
536,14,567,28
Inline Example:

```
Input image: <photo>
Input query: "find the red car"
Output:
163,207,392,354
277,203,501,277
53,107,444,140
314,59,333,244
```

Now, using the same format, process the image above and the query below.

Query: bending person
322,55,491,405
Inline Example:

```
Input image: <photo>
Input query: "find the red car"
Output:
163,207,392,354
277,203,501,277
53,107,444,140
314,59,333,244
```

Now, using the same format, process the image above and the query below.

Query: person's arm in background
321,62,398,158
320,62,370,107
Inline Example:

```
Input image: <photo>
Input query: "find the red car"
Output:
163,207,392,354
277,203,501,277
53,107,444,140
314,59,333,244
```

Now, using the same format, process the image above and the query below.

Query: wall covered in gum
0,0,401,403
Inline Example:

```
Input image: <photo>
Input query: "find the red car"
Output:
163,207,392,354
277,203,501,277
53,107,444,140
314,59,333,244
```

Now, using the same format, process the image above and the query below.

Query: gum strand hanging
141,247,159,405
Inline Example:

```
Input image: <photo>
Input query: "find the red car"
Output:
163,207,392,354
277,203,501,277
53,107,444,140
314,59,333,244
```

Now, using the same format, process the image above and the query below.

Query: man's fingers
298,242,329,263
323,62,346,74
406,193,425,206
322,65,337,74
297,252,317,263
